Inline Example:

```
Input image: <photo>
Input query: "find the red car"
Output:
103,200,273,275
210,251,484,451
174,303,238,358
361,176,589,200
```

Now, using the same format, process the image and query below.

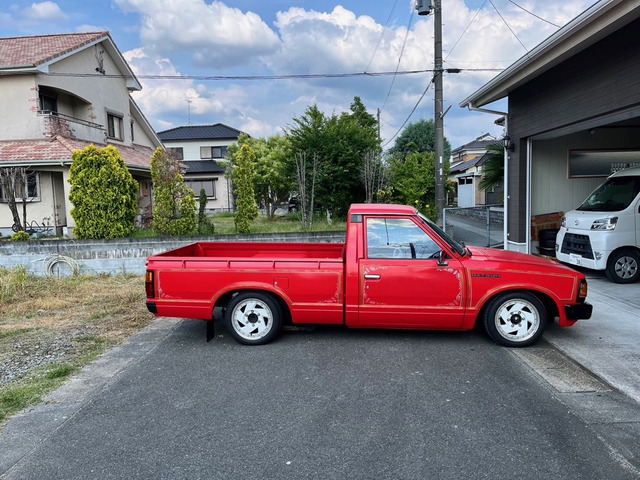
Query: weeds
0,272,154,424
0,265,31,302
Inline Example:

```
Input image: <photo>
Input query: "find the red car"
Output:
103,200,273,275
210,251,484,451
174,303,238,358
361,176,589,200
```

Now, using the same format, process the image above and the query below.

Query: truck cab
556,167,640,283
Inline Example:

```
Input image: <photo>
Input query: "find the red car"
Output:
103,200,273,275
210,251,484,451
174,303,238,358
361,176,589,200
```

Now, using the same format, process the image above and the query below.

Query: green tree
387,151,437,220
287,97,380,217
150,147,197,236
68,145,138,239
233,144,259,233
228,134,293,219
388,118,451,161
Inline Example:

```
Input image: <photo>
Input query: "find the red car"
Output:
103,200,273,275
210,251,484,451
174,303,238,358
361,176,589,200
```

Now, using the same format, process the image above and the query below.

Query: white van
556,166,640,283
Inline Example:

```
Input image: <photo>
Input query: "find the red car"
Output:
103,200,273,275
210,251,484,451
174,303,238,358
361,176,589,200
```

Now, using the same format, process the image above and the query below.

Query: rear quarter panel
149,256,345,325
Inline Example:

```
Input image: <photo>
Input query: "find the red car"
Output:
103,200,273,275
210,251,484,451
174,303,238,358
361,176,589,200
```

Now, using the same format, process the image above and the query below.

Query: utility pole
433,0,445,226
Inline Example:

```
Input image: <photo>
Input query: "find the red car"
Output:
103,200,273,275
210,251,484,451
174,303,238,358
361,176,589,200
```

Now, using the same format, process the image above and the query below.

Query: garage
460,0,640,254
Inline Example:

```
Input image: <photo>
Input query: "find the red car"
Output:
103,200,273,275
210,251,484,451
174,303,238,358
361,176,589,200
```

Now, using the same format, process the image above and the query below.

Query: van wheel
606,250,640,284
483,292,547,347
225,292,282,345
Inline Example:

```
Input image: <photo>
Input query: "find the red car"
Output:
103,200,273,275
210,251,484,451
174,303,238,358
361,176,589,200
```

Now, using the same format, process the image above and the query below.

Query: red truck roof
348,203,418,216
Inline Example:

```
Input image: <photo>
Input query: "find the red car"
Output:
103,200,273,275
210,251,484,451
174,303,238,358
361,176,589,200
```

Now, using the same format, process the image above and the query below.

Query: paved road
2,313,639,479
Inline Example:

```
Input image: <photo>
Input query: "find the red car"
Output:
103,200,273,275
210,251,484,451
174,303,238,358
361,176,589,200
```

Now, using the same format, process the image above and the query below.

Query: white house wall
0,75,39,140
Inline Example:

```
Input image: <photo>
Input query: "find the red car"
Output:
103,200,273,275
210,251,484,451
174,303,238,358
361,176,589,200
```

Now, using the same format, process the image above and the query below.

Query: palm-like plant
479,142,504,193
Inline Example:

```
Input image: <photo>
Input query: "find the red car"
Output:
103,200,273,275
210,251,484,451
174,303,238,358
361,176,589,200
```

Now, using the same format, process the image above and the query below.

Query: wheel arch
214,287,293,325
474,287,559,328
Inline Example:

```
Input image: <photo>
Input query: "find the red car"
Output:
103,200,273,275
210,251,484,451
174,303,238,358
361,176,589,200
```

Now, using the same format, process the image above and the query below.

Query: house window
200,146,227,159
168,147,184,160
39,93,58,114
186,178,217,198
130,120,135,142
0,171,40,202
107,113,123,140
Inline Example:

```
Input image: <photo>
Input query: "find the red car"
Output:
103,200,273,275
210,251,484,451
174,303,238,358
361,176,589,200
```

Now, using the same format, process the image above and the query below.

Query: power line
382,80,433,149
507,0,560,28
380,10,415,112
489,0,528,52
364,0,400,73
43,68,502,81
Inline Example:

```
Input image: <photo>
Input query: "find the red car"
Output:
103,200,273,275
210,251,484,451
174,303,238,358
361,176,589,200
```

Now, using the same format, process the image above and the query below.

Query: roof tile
0,32,107,69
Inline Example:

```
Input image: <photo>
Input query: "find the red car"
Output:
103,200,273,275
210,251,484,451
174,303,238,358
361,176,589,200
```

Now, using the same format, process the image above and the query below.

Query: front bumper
565,302,593,320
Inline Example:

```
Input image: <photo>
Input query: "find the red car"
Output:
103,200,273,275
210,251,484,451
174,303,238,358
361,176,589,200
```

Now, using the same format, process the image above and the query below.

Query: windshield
417,212,467,256
577,176,640,212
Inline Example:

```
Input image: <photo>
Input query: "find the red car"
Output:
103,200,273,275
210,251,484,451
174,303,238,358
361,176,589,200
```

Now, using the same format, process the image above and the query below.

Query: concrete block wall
0,232,346,277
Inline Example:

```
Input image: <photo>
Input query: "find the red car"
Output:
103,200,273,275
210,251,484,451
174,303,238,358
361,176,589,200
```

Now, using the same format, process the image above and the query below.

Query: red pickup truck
145,204,592,347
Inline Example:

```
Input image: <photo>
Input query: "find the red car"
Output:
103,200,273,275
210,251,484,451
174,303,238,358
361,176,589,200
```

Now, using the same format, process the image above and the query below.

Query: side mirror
435,250,448,267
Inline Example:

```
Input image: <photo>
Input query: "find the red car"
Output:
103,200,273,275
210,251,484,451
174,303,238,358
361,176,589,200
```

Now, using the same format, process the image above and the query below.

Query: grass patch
0,328,36,339
130,212,346,237
0,270,154,424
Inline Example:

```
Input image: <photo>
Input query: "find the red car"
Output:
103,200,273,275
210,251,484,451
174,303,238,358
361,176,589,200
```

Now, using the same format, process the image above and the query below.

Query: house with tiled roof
158,123,247,212
0,31,162,236
448,133,503,207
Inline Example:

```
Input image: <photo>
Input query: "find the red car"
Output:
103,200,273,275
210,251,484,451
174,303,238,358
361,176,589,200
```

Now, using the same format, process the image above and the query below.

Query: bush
69,145,138,239
11,231,30,242
197,189,215,235
151,148,197,236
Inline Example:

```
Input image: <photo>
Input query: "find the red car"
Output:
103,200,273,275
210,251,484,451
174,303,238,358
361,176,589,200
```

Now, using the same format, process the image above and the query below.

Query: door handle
364,274,381,280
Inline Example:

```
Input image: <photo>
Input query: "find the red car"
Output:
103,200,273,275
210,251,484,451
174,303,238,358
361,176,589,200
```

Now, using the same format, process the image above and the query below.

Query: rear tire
605,250,640,284
225,292,282,345
483,292,547,347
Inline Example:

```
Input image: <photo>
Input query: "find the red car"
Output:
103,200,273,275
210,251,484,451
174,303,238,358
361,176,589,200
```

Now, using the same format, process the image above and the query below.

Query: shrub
150,148,197,236
11,231,30,242
233,144,259,234
69,145,138,239
197,189,215,235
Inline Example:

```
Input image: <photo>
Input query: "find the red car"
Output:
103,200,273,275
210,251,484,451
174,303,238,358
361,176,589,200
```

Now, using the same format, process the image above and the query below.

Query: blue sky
1,0,596,148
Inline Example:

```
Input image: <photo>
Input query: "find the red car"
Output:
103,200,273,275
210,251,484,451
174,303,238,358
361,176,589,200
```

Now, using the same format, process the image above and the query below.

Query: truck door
358,216,465,329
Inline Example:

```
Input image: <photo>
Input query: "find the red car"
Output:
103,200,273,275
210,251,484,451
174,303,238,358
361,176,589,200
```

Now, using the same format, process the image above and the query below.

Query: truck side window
366,217,440,259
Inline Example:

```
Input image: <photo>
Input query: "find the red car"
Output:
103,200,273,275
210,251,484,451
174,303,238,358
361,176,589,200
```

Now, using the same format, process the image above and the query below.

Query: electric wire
507,0,560,28
364,0,400,73
380,10,415,113
42,68,502,81
489,0,528,52
382,81,433,148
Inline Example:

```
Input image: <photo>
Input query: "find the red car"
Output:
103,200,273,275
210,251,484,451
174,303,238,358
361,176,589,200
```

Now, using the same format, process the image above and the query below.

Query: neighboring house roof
460,0,640,108
158,124,245,141
184,160,225,175
450,152,494,174
451,136,498,155
0,31,141,91
0,136,154,171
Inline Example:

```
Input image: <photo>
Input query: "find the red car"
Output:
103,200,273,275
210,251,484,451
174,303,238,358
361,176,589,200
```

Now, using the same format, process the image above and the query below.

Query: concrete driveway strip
0,317,182,476
544,273,640,405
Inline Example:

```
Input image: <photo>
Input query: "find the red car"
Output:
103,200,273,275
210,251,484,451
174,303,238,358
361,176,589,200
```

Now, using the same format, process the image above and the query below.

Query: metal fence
443,205,504,248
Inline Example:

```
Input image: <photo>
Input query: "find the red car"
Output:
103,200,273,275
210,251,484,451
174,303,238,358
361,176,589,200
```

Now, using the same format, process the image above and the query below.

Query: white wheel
484,292,547,347
225,292,281,345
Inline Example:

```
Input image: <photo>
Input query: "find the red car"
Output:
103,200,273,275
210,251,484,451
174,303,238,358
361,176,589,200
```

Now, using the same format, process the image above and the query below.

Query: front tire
483,292,547,347
605,250,640,284
225,292,282,345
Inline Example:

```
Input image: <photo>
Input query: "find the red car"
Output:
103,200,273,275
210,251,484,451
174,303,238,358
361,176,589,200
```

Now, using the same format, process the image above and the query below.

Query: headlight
591,217,618,230
561,216,566,228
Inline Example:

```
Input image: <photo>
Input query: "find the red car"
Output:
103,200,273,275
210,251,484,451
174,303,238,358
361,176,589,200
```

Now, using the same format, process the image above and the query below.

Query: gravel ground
0,328,104,387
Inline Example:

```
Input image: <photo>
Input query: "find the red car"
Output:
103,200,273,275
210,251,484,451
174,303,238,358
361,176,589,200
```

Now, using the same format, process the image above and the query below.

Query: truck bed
147,242,346,325
155,242,345,260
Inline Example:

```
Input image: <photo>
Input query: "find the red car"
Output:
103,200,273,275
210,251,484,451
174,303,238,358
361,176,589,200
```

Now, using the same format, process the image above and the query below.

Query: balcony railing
38,111,106,143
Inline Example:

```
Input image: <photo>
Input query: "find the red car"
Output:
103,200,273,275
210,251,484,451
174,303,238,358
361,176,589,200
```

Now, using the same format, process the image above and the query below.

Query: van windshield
577,176,640,212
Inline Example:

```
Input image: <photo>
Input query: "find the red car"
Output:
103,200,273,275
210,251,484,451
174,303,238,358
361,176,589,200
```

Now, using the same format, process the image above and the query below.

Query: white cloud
26,1,66,20
115,0,280,67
